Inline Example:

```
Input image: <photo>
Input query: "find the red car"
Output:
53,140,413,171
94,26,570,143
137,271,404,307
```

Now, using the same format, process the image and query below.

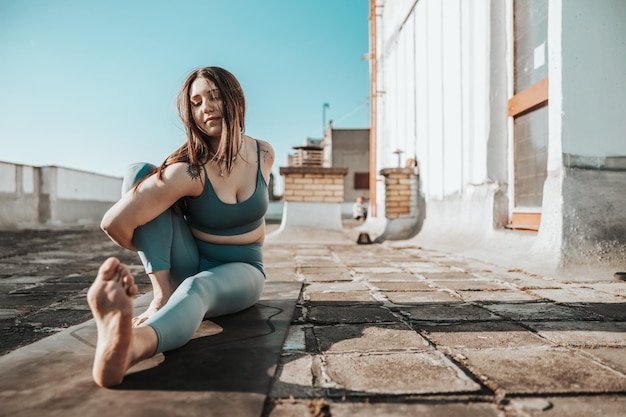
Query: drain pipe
368,0,378,218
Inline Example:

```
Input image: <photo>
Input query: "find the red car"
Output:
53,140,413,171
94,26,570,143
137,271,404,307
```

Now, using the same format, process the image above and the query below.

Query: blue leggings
122,163,265,353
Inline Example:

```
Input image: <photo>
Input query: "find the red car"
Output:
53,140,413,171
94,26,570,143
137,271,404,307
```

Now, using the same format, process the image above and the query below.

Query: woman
87,67,274,388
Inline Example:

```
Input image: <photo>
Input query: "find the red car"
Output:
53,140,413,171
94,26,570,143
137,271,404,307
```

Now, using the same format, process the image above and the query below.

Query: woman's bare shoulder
253,138,275,165
255,137,273,150
146,162,204,196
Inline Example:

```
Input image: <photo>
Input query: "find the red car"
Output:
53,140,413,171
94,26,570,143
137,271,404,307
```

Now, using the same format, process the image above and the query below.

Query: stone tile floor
1,226,626,416
0,227,150,355
263,240,626,416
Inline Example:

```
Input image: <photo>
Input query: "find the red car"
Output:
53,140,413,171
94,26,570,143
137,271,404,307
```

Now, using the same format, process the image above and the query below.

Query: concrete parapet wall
280,166,348,203
270,167,348,241
0,161,122,229
0,162,40,229
277,202,343,231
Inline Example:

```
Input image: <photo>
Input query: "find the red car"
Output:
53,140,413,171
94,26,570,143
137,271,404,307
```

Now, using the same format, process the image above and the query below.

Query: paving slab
586,282,626,297
0,281,301,417
422,271,484,280
385,290,461,305
461,346,626,394
392,262,453,274
529,287,625,303
457,289,540,302
304,282,369,293
473,271,562,290
306,290,376,303
303,282,371,303
506,395,626,417
270,400,504,417
581,347,626,374
525,320,626,347
429,279,510,291
417,321,551,350
357,272,422,282
306,304,399,325
579,302,626,320
322,350,482,394
480,301,602,321
335,256,392,267
268,353,319,398
299,270,353,282
403,302,501,322
313,323,432,353
0,308,22,319
368,281,433,291
352,266,404,275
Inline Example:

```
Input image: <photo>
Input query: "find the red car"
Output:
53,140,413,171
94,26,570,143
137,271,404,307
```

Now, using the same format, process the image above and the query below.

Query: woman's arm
101,162,203,251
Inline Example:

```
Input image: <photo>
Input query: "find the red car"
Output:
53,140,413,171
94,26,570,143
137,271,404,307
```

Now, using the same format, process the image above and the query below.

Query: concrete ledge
275,201,343,231
265,202,358,245
404,186,563,279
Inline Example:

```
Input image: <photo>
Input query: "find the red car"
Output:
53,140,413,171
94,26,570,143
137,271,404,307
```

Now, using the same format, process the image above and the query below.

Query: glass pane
514,105,548,207
514,0,549,92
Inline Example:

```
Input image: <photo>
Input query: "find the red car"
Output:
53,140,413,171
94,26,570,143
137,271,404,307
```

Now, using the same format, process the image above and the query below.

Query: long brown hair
140,67,246,186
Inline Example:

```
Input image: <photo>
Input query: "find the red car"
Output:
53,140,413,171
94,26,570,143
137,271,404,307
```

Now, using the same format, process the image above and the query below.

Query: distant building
322,123,370,203
285,126,369,204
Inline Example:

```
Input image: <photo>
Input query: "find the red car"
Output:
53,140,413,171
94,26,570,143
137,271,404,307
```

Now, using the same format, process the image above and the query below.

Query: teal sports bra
185,140,269,236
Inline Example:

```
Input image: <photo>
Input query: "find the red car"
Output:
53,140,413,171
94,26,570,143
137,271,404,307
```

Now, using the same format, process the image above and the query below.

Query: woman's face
190,76,223,139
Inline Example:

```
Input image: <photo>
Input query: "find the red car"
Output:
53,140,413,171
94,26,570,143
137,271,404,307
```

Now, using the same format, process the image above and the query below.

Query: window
354,172,370,190
507,0,549,232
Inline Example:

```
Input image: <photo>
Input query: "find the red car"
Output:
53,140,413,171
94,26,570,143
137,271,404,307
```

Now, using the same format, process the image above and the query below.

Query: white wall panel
0,162,16,193
415,2,430,197
426,0,444,199
56,168,121,201
22,165,34,194
376,0,494,202
441,0,463,196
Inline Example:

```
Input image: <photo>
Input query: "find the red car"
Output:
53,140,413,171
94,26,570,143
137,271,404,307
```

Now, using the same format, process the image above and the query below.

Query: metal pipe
369,0,378,217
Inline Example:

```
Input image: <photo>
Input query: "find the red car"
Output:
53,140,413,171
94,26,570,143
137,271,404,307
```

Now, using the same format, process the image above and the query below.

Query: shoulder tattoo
260,148,274,164
186,164,201,180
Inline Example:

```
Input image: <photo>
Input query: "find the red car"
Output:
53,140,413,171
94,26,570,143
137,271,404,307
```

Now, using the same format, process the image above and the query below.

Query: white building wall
372,0,626,278
373,0,556,274
375,0,492,208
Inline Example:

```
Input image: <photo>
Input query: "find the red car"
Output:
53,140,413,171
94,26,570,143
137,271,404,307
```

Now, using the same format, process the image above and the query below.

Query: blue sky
0,0,370,189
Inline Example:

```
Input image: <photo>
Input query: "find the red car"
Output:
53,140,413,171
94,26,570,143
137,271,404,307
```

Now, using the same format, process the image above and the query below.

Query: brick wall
380,168,414,218
279,167,348,203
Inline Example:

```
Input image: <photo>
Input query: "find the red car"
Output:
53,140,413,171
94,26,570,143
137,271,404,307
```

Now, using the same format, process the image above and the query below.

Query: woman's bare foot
132,270,174,327
87,257,138,388
132,296,170,327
